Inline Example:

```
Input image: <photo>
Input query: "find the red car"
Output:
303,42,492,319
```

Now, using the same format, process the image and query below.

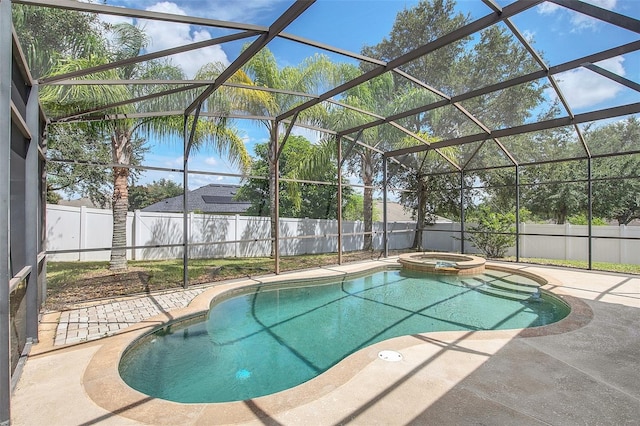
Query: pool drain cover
378,350,403,362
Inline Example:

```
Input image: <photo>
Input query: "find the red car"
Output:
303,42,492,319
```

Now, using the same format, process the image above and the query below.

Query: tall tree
332,71,437,250
13,5,117,205
387,133,462,249
128,179,183,211
13,4,107,79
363,0,544,138
590,117,640,225
237,135,354,219
362,0,546,238
521,161,587,224
41,23,250,271
234,48,339,255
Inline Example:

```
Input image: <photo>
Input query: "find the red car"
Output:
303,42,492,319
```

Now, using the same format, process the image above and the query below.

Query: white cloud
186,173,238,190
585,0,617,10
537,0,618,31
167,155,184,166
538,3,561,14
180,0,287,24
547,56,626,109
136,2,230,78
204,157,218,166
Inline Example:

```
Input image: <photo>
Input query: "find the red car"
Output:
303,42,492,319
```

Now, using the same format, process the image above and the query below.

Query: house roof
142,184,251,214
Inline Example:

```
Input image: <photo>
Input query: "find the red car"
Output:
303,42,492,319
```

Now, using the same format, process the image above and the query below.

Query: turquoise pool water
119,269,569,403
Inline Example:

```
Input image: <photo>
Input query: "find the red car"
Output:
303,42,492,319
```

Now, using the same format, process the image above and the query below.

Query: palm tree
330,66,463,251
233,47,338,256
41,24,250,271
330,71,420,250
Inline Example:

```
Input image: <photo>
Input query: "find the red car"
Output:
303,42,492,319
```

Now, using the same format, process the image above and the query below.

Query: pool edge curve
82,259,593,425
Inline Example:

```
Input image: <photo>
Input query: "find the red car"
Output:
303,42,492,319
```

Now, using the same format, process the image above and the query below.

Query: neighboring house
142,184,251,215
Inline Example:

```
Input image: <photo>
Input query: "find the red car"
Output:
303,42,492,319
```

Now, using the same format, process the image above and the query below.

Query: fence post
619,224,626,264
133,210,141,260
520,222,526,259
234,214,239,258
452,222,457,252
79,206,87,261
565,222,571,261
305,217,311,255
189,211,195,259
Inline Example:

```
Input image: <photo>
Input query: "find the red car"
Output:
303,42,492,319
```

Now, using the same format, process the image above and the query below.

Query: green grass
503,257,640,275
44,252,382,310
45,251,638,311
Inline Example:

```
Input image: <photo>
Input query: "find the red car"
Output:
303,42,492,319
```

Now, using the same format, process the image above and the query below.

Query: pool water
119,269,569,403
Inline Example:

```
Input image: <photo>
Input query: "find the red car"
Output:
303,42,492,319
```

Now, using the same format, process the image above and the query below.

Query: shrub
465,206,516,258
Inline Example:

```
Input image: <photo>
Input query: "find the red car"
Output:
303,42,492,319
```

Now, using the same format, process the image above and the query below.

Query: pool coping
397,252,486,275
81,259,593,425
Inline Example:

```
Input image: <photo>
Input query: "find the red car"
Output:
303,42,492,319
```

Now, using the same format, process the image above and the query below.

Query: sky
95,0,639,190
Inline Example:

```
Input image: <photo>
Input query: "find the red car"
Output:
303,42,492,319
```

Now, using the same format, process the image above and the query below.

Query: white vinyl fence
46,204,640,265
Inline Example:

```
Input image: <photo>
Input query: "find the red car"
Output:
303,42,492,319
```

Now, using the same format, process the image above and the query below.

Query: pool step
486,280,540,295
459,276,540,301
482,272,540,289
458,277,488,289
475,285,534,301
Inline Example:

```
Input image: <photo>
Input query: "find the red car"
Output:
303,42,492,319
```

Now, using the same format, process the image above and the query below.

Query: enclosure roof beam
393,69,517,167
338,130,363,169
11,29,33,84
59,111,282,123
338,39,640,137
504,15,593,159
279,33,387,67
276,111,299,160
386,122,462,172
276,0,543,123
17,0,394,71
481,0,502,15
13,0,268,32
50,83,207,122
39,31,261,84
548,0,640,33
184,0,315,116
582,63,640,93
386,102,640,158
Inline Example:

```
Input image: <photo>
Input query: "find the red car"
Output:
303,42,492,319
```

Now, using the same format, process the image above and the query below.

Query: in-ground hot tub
398,252,486,275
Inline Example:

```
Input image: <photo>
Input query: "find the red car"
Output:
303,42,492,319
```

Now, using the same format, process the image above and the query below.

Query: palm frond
40,57,133,118
286,137,337,209
190,117,251,174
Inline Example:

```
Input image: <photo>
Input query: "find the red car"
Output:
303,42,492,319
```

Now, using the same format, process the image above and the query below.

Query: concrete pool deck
11,259,640,425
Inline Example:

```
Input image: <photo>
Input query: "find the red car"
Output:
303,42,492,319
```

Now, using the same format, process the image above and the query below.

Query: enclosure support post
587,157,593,270
182,116,189,289
459,171,465,254
0,1,13,423
26,84,39,341
337,135,343,264
382,156,389,258
274,124,280,274
515,164,520,262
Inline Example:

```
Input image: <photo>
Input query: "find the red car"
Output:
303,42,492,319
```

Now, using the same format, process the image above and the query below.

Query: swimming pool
119,268,569,403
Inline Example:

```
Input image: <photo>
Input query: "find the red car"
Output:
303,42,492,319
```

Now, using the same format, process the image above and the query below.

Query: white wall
45,204,640,265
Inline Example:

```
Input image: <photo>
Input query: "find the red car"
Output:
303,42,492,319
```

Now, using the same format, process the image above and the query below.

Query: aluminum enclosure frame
3,2,640,422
